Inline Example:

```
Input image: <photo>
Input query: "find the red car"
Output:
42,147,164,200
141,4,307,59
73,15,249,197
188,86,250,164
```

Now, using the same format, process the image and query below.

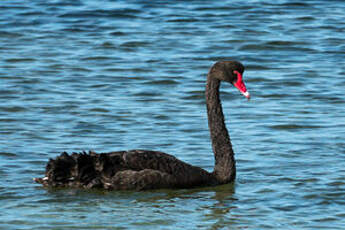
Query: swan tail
34,151,108,188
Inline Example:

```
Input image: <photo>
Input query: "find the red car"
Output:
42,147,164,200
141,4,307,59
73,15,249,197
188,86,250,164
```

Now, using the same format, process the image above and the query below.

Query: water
1,0,345,229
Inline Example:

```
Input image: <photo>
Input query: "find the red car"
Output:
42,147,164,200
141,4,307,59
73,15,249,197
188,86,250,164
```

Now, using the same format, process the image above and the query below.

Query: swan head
211,61,250,100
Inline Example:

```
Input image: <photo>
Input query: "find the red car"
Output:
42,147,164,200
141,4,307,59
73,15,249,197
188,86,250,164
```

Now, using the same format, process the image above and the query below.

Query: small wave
270,124,323,130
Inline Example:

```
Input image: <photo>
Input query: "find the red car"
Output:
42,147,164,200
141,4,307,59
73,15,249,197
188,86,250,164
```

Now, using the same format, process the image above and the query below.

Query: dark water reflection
1,0,345,229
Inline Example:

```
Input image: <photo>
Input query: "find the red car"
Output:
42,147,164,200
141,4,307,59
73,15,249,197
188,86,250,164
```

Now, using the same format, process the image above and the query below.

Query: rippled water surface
1,0,345,229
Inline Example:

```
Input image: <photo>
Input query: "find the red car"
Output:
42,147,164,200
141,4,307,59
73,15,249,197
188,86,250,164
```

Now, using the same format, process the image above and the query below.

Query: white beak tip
242,91,250,100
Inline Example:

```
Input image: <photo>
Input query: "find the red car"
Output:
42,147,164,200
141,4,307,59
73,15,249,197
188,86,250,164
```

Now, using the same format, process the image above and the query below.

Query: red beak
233,70,250,100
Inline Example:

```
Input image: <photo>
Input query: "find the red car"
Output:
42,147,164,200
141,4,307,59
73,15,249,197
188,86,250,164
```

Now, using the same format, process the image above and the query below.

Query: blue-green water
1,0,345,229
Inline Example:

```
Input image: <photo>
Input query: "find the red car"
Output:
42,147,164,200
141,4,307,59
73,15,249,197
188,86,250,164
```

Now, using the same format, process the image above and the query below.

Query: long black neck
206,74,236,183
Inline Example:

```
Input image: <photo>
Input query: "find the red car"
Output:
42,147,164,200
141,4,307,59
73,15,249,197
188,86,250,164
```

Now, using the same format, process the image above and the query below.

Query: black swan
34,61,250,190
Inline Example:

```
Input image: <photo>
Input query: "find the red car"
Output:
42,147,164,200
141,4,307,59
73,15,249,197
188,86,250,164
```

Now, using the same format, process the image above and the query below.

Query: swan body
35,61,250,190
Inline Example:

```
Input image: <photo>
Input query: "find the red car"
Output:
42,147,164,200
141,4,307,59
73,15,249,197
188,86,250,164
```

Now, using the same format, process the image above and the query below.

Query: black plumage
34,61,250,190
